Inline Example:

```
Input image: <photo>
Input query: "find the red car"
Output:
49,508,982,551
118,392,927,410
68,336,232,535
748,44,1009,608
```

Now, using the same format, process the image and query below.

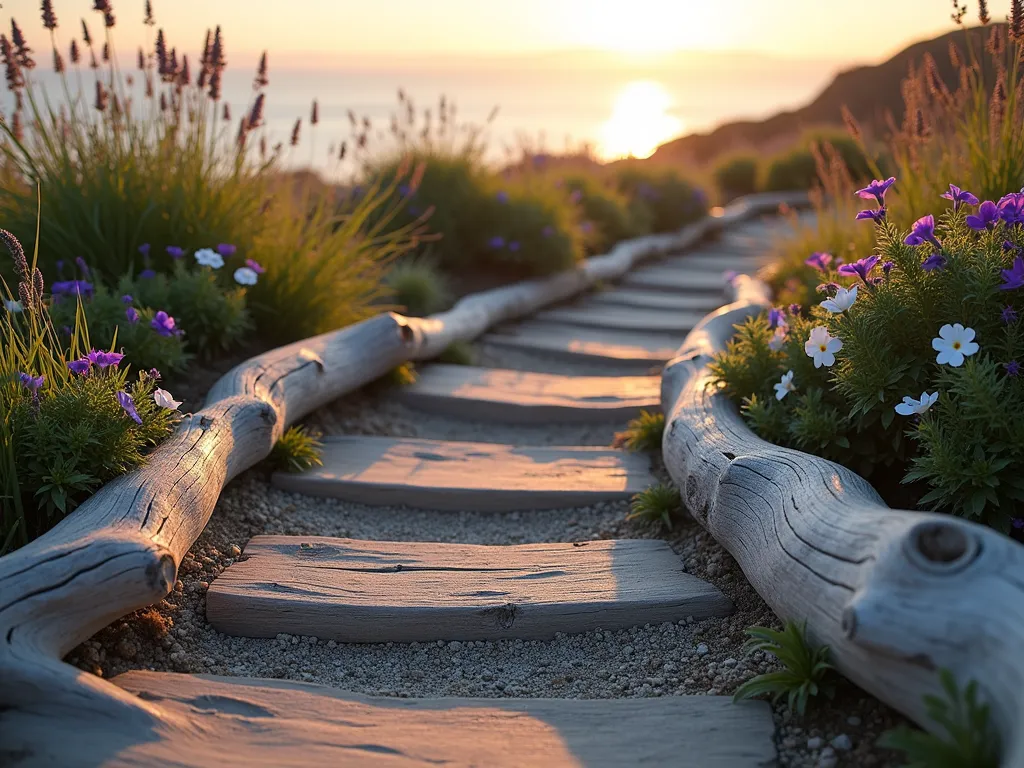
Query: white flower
768,326,787,351
233,266,259,286
194,248,224,269
894,391,938,416
3,299,23,313
153,388,182,410
804,326,843,368
774,370,796,401
932,323,979,367
820,284,858,314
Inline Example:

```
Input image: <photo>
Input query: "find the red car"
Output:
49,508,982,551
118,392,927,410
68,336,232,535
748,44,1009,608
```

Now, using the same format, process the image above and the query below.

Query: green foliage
615,410,665,452
615,167,707,233
713,154,760,200
878,669,999,768
438,341,475,366
627,483,684,529
762,132,872,193
562,174,646,253
733,621,835,716
269,426,324,474
386,255,451,316
385,363,418,387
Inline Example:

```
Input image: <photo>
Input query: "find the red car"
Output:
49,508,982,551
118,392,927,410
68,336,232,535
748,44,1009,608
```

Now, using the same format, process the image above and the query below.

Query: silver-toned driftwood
0,193,805,763
661,274,1024,767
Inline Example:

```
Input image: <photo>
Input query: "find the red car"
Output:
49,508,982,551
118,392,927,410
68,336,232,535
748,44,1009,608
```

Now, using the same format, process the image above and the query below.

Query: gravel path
69,246,908,767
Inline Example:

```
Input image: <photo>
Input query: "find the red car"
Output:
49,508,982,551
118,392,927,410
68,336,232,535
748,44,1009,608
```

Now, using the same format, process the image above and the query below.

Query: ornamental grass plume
207,25,225,100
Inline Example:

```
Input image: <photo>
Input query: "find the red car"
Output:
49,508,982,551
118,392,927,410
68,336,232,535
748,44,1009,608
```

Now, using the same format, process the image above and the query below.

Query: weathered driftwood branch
0,193,806,763
661,275,1024,767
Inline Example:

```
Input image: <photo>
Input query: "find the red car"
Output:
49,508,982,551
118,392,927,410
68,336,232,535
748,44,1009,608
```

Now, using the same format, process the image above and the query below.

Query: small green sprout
614,410,665,452
270,426,324,473
628,484,684,529
733,620,834,716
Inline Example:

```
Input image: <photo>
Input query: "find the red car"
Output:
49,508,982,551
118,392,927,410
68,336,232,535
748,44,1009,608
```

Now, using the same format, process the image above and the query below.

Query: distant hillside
650,25,995,165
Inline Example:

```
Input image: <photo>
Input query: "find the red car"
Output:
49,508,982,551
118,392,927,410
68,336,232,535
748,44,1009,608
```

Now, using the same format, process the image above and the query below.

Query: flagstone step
271,436,655,511
621,265,731,294
587,287,724,312
482,320,680,369
397,364,660,423
536,303,703,333
112,671,776,767
206,536,733,643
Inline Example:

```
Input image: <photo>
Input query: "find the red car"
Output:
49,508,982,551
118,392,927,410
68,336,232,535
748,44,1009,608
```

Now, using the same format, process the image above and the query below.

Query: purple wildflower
166,246,185,259
75,256,89,275
921,253,947,272
67,358,91,375
570,189,583,204
855,208,887,223
126,307,139,324
882,260,894,276
966,200,1001,231
139,269,156,280
580,221,594,234
837,255,881,284
51,280,94,297
138,243,151,257
397,184,411,198
1003,240,1023,255
1006,360,1021,377
88,349,124,368
1000,257,1024,291
61,325,72,337
496,191,509,204
488,236,506,249
55,259,65,276
117,390,142,424
998,193,1024,226
148,367,162,380
151,310,177,336
940,184,979,211
1002,305,1019,324
216,243,236,257
508,241,521,252
904,215,941,248
767,307,786,329
788,304,801,316
18,372,44,391
245,258,265,274
122,294,133,304
805,252,833,272
855,177,896,206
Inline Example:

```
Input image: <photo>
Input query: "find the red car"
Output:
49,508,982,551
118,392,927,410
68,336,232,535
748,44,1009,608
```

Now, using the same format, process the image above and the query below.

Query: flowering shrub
713,154,760,201
1,230,179,552
614,166,707,234
712,180,1024,533
561,175,646,254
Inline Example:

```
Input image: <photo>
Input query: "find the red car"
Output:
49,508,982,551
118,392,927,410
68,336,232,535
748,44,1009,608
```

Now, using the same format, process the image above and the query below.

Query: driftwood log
661,274,1024,767
0,193,804,763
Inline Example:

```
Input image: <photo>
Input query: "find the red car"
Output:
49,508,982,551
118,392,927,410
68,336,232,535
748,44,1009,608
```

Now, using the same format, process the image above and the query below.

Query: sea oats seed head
102,42,109,62
11,20,35,70
0,35,25,91
978,0,990,23
89,49,97,69
311,98,319,125
253,50,268,90
52,48,64,73
1012,0,1024,41
144,0,155,26
69,39,79,64
80,18,91,45
987,25,1004,55
223,102,230,121
290,117,301,146
41,0,58,30
94,79,107,111
248,92,264,128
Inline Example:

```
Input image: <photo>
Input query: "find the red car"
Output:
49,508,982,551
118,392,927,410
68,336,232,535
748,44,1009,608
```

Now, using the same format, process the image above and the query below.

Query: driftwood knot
903,520,979,575
146,553,177,596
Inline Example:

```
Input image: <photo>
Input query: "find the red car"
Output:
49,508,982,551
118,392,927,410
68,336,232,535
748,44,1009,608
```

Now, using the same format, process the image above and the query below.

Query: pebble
807,737,823,750
831,734,852,751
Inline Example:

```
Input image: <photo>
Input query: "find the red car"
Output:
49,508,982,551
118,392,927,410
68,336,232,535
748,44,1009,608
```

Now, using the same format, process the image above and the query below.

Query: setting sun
599,81,684,160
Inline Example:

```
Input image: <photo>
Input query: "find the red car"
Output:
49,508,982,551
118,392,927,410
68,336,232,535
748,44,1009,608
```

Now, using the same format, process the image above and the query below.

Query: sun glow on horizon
573,1,725,54
599,81,683,160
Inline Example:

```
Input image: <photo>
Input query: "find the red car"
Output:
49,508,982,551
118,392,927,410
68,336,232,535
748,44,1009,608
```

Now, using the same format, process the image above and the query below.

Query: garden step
397,364,659,423
482,320,680,369
113,670,775,767
587,287,724,313
271,436,655,511
536,303,702,333
206,536,733,642
662,249,771,271
621,265,732,294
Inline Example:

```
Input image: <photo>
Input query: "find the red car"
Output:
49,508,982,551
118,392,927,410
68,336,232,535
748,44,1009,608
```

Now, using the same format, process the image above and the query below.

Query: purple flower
148,368,162,380
216,243,237,257
245,258,265,274
67,358,91,375
126,307,139,324
542,225,554,238
1013,518,1024,530
838,255,881,284
1003,240,1022,255
855,208,887,223
496,191,509,204
61,325,73,337
940,184,979,211
88,349,125,368
55,259,65,276
966,201,1001,231
151,310,177,336
904,215,941,248
18,372,44,391
51,280,94,297
397,184,411,198
855,177,896,205
139,269,156,280
788,304,801,317
580,221,594,234
570,189,583,204
882,260,894,276
138,243,151,257
121,294,134,305
117,390,142,424
1002,305,1019,324
508,241,521,252
166,246,185,259
767,307,786,329
804,252,833,272
1006,360,1021,377
75,256,89,275
998,193,1024,226
488,236,506,249
921,253,946,272
1000,257,1024,291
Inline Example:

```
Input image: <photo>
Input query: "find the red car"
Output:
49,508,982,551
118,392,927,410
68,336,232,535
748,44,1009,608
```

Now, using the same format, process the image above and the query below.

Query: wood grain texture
272,436,655,511
0,192,808,765
396,365,660,423
52,671,776,768
483,320,681,368
536,302,704,333
661,274,1024,767
207,536,733,642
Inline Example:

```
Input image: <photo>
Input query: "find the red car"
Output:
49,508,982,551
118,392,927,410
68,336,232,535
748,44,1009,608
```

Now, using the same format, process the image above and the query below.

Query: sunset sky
9,0,959,67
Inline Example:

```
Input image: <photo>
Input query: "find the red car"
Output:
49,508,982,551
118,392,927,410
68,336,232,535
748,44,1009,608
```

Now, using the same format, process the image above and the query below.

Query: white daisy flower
804,326,843,368
194,248,224,269
233,266,259,286
894,391,938,416
153,388,183,410
820,284,858,314
931,323,979,367
773,370,796,401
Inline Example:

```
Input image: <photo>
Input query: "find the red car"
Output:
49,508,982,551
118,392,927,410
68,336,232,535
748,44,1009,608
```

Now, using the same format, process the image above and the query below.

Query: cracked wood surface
661,275,1024,768
207,536,732,642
